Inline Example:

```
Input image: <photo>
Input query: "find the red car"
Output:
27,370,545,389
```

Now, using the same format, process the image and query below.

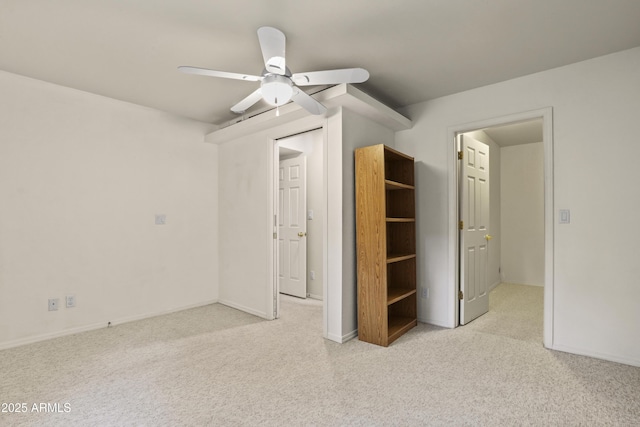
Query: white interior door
459,134,490,324
278,155,307,298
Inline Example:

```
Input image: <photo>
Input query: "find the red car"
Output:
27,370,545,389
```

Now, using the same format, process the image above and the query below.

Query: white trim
551,344,640,368
541,109,554,350
327,329,358,343
341,329,358,343
448,130,459,329
268,138,278,320
447,107,554,348
219,299,269,319
205,84,411,144
321,121,329,341
417,317,452,329
0,299,219,351
307,293,323,301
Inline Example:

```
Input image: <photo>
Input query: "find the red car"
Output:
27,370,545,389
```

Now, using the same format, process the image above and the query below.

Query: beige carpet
1,283,638,426
465,282,544,342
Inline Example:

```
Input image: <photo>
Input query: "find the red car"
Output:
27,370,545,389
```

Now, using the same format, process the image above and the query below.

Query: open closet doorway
450,108,554,348
276,129,324,307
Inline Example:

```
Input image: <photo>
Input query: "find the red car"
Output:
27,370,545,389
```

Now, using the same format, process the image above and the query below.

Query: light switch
155,214,167,225
307,210,314,220
559,209,570,224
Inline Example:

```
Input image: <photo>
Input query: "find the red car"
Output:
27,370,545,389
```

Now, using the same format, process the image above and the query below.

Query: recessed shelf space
384,147,414,187
387,257,416,306
386,217,415,223
388,256,416,282
386,221,416,258
386,188,415,219
388,316,418,344
387,253,416,263
385,180,414,190
388,288,417,305
388,293,417,345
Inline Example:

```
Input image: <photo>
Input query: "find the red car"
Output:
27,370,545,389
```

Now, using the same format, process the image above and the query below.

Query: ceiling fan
178,26,369,116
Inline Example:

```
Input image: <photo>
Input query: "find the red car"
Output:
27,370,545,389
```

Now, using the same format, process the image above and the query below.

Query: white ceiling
2,0,640,125
484,119,543,147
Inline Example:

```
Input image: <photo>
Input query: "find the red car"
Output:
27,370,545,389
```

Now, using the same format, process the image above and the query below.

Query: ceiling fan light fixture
261,74,294,106
179,26,367,116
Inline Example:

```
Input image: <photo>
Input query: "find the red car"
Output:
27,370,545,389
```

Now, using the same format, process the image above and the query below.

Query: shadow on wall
414,161,446,322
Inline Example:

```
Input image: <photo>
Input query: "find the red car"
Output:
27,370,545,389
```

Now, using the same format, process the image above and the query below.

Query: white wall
501,142,544,286
0,71,219,348
395,47,640,366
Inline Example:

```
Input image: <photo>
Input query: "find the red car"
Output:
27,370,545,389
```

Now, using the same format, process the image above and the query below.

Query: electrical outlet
66,295,76,308
155,214,167,225
310,270,315,280
48,298,59,311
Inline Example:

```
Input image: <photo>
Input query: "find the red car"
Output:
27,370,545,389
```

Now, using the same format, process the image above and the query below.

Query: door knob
485,234,493,241
298,231,307,237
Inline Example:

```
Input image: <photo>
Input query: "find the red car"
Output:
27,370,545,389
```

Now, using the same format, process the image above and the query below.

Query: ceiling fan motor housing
261,74,294,106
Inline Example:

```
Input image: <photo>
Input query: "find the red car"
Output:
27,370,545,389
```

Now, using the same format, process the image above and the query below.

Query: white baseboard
326,329,358,343
0,299,219,351
109,299,219,327
307,293,323,301
550,343,640,368
417,316,454,328
326,332,342,343
218,299,269,319
341,329,358,342
0,321,111,351
500,281,544,287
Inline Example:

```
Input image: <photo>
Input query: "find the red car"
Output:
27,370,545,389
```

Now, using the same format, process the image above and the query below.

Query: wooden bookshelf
355,144,417,346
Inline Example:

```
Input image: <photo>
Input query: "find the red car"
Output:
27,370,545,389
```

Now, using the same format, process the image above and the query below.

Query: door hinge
273,232,277,239
459,290,464,300
459,220,464,230
458,151,463,160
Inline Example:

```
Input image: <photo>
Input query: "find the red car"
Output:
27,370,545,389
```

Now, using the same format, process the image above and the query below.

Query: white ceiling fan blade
178,66,261,82
257,26,286,75
291,89,327,115
292,68,369,86
231,89,263,113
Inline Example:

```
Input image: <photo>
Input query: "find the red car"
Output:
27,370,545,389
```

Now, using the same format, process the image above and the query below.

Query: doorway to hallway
450,109,553,348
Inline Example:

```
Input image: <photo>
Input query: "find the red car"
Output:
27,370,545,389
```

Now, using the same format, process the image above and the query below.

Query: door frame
271,125,329,338
447,107,554,348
